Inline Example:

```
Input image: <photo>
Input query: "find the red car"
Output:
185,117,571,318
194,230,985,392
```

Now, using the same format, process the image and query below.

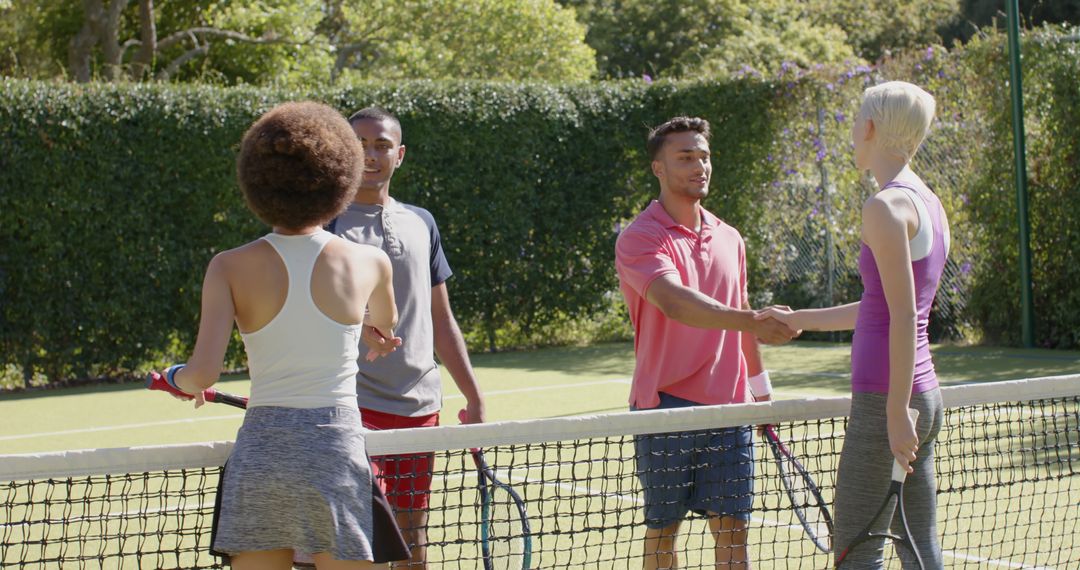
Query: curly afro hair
237,101,363,230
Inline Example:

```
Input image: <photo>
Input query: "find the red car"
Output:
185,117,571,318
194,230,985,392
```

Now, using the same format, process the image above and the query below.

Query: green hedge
0,79,782,386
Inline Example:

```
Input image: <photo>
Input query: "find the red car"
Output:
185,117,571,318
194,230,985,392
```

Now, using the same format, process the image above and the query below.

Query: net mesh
3,377,1078,569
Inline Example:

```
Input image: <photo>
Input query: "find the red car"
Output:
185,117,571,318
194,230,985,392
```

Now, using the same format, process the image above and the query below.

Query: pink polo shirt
615,200,749,409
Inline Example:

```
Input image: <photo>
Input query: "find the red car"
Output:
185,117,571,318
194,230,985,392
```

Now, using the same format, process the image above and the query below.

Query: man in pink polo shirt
615,116,797,569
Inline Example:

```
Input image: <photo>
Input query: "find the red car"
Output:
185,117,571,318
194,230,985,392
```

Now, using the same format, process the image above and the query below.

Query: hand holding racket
145,371,249,409
361,325,402,361
836,408,925,568
761,424,833,553
458,409,532,570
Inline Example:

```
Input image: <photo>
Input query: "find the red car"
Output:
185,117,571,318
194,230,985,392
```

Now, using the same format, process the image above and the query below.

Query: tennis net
2,375,1077,568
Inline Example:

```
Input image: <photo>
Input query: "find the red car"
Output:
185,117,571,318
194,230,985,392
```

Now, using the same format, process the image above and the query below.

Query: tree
326,0,596,82
0,1,86,80
809,0,961,62
1,0,595,85
700,3,858,77
562,0,968,78
64,0,327,83
944,0,1080,44
563,0,859,79
561,0,744,79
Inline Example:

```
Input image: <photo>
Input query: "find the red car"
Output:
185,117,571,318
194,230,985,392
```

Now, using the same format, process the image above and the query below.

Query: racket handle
203,388,249,410
457,409,482,455
891,408,921,482
145,371,193,400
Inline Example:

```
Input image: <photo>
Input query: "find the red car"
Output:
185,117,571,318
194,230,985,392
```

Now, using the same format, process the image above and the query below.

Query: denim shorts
632,392,755,529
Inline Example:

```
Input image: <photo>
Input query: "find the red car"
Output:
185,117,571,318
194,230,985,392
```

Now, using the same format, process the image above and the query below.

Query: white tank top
241,231,362,409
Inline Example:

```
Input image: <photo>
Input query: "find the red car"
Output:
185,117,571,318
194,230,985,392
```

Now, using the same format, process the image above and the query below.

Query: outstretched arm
645,275,797,344
756,302,861,332
432,282,485,423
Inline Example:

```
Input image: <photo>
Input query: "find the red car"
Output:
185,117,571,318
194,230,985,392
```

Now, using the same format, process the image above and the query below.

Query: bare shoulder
323,237,390,271
862,189,913,224
861,192,911,247
207,239,272,271
325,237,384,259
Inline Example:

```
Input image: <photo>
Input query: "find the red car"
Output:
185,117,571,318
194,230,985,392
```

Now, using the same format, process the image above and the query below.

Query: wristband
748,370,772,397
165,364,187,393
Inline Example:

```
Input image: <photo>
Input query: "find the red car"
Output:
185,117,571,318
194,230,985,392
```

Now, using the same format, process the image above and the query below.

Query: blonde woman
758,82,948,567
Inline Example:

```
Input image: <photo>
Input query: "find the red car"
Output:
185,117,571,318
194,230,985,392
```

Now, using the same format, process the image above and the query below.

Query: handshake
751,305,801,345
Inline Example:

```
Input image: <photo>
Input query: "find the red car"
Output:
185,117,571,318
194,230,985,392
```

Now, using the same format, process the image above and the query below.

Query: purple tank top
851,179,948,394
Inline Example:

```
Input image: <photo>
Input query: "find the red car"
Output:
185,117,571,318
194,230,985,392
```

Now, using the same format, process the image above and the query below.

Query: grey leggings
834,389,944,568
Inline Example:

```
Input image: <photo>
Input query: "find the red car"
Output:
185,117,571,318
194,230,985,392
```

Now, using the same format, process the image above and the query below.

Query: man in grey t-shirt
330,107,486,568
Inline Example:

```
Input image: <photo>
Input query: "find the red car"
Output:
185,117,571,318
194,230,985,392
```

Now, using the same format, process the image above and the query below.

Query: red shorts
362,407,440,511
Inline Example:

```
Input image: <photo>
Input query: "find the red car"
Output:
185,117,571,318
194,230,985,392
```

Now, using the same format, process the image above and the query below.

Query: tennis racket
145,371,249,409
835,408,925,569
761,424,833,553
458,410,532,570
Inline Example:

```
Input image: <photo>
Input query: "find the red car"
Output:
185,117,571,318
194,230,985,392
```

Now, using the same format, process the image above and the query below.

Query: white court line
5,379,633,441
0,501,215,530
445,378,631,400
778,370,850,378
946,551,1052,569
0,414,243,442
445,374,836,403
3,370,876,442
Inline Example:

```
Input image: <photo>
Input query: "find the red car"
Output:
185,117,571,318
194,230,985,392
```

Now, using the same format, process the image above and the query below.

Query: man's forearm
649,282,757,331
434,314,483,403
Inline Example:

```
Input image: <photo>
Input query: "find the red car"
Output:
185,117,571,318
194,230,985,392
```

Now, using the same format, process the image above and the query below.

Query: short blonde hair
858,81,936,162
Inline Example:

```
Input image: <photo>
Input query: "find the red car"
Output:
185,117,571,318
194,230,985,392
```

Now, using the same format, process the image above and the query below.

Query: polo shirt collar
348,197,400,214
645,200,717,231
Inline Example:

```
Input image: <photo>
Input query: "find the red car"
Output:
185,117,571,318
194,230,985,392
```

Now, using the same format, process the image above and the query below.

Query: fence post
1006,0,1035,348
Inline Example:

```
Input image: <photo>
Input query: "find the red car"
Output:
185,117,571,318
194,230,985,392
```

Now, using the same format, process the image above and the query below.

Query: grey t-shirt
330,199,453,416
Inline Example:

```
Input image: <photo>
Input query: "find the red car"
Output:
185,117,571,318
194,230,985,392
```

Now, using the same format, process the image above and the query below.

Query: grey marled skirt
211,405,409,563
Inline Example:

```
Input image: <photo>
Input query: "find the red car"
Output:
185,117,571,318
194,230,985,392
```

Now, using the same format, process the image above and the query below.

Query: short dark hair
646,116,711,160
348,106,402,140
237,101,363,230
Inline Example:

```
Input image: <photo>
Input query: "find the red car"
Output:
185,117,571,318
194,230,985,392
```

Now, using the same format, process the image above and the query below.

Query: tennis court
4,341,1079,454
2,342,1079,568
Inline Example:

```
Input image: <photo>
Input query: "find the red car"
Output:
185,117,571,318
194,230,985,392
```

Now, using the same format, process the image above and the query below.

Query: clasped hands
750,305,801,345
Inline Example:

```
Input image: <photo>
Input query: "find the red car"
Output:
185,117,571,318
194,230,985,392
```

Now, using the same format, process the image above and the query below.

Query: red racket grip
145,371,193,400
203,388,249,409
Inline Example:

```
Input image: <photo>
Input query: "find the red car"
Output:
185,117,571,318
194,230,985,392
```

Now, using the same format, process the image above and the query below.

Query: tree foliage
562,0,965,78
943,0,1080,44
0,0,595,85
326,0,596,82
701,3,858,77
808,0,961,62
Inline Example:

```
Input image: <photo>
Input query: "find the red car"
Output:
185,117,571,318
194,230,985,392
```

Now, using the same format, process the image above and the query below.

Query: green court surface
2,340,1077,455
